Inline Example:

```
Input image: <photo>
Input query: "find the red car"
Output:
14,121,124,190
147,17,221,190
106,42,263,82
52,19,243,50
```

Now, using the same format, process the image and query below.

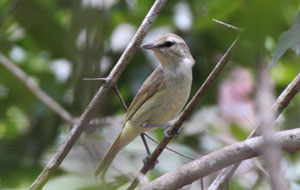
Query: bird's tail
94,123,142,178
94,132,122,177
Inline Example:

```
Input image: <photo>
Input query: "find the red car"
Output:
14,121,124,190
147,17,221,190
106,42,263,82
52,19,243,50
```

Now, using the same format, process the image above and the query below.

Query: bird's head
141,33,194,67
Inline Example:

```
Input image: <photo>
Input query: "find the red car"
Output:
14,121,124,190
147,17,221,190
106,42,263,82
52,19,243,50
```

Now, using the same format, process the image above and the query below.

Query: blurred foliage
0,0,300,189
271,12,300,65
230,124,249,141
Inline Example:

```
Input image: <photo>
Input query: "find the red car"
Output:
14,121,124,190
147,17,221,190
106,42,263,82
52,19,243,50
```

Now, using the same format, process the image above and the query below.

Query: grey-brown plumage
94,33,195,178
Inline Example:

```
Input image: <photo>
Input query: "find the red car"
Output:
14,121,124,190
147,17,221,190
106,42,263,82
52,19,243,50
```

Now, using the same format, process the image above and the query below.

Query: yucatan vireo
94,33,194,178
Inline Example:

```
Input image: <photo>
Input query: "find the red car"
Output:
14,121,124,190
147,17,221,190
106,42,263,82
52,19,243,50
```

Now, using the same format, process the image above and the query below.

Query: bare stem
28,0,168,189
114,85,128,111
212,19,243,32
83,77,108,82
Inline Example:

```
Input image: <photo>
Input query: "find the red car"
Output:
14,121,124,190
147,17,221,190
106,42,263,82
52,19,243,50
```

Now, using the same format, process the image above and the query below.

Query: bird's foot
143,155,159,170
163,127,181,138
141,122,170,128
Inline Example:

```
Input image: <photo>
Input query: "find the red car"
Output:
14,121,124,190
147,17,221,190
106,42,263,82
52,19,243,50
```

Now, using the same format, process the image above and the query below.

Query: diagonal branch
28,0,168,189
0,53,74,124
127,35,240,190
208,71,300,190
140,128,300,190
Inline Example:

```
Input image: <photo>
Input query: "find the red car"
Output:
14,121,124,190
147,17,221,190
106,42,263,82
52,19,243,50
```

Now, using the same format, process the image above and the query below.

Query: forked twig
143,133,194,161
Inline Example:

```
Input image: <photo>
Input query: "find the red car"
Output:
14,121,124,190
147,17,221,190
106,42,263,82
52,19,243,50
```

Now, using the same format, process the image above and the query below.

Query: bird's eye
158,41,175,48
163,41,175,47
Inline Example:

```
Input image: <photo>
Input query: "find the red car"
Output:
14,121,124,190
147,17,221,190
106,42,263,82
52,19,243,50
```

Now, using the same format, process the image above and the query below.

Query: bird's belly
130,84,190,128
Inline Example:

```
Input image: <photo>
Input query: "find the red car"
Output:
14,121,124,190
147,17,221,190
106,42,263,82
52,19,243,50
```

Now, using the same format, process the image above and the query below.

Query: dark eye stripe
158,41,175,48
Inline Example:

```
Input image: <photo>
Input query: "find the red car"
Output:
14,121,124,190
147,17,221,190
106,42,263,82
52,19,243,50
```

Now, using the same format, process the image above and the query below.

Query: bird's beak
141,43,157,50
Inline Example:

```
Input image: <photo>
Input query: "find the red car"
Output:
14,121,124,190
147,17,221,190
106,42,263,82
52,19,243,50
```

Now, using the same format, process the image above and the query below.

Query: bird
94,33,195,178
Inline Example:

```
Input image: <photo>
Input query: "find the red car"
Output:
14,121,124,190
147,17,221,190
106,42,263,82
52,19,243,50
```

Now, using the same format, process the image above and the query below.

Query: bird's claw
141,122,170,128
143,155,159,170
163,127,181,138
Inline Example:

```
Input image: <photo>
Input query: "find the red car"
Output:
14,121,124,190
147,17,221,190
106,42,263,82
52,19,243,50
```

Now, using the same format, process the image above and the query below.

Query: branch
0,53,74,124
127,35,240,190
208,71,300,190
271,72,300,117
143,133,194,161
256,62,287,189
140,128,300,190
212,19,243,32
28,0,168,189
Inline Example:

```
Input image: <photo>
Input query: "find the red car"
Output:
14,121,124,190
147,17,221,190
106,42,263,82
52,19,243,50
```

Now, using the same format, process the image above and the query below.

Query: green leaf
271,12,300,65
230,123,249,141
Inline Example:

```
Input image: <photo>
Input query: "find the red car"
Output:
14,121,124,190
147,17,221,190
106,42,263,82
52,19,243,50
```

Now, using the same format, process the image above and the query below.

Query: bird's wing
124,66,165,124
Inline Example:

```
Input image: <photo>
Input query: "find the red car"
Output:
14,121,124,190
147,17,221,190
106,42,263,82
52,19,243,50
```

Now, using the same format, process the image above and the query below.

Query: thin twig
208,72,300,190
212,19,243,32
127,35,240,190
255,63,287,190
140,134,152,155
28,1,168,189
143,133,194,161
252,159,270,181
0,53,74,124
201,178,204,190
113,85,128,111
140,128,300,190
83,77,108,82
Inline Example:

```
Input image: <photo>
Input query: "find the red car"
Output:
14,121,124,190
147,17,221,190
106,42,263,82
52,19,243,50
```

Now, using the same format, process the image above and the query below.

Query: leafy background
0,0,300,189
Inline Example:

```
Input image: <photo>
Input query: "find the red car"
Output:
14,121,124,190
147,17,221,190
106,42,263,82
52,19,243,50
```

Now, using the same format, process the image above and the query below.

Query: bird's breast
130,65,192,129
